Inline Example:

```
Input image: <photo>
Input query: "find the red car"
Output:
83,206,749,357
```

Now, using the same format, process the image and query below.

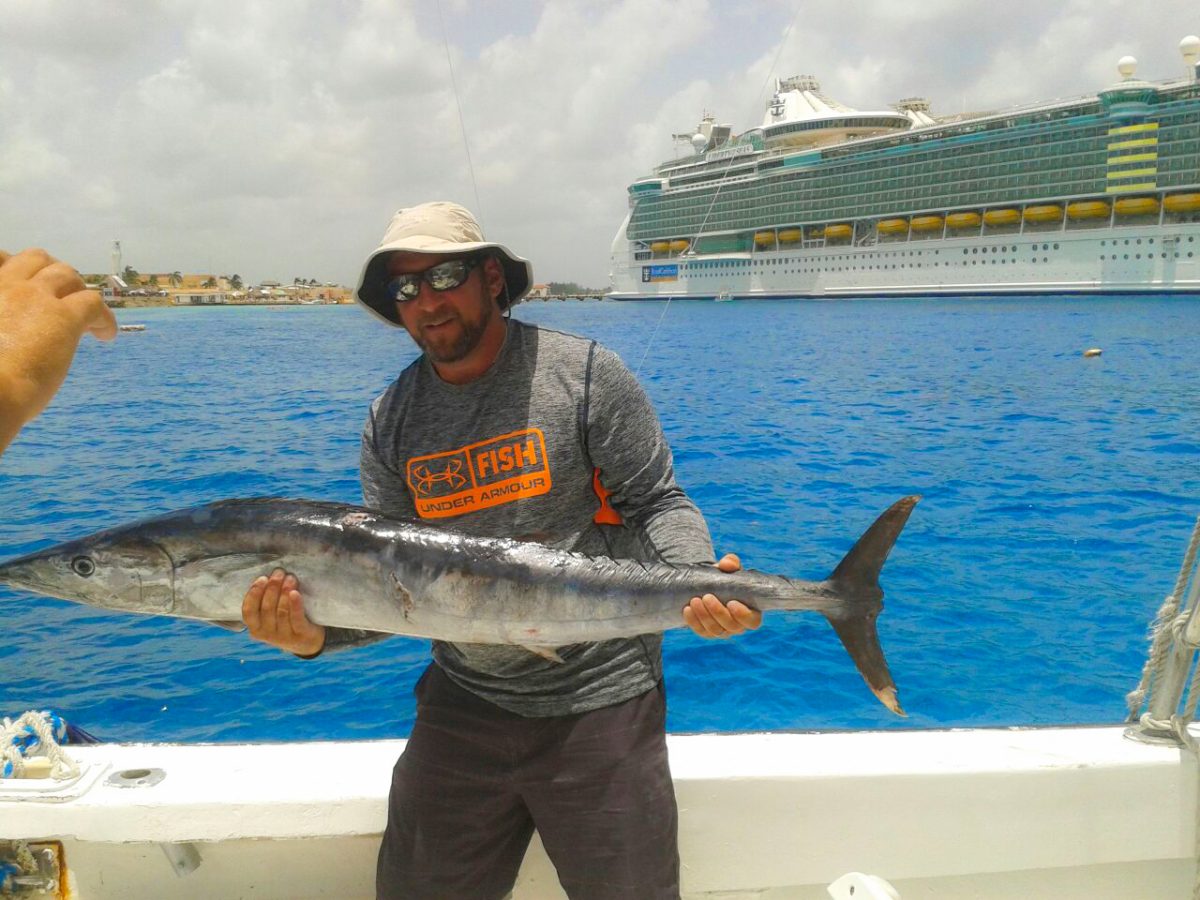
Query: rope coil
0,711,80,781
0,840,38,894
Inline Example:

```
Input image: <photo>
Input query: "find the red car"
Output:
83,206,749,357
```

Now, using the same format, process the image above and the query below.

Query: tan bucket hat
355,201,533,326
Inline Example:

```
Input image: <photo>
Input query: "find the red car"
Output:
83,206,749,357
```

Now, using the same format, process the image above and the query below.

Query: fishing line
435,0,484,223
633,3,802,375
634,296,673,377
688,6,802,249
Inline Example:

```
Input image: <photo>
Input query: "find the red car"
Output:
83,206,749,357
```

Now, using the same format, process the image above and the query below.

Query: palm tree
147,274,160,287
122,265,139,285
202,276,217,289
169,272,182,288
230,274,243,290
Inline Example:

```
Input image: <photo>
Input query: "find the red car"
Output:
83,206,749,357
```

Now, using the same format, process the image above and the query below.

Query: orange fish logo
406,428,552,519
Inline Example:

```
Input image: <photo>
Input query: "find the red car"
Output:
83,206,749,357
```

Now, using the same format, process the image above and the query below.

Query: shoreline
106,298,353,309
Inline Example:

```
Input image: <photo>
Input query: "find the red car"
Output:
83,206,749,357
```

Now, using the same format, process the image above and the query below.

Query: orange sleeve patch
592,468,623,525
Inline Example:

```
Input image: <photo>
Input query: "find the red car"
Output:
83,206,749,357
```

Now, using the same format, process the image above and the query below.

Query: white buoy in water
1083,348,1102,357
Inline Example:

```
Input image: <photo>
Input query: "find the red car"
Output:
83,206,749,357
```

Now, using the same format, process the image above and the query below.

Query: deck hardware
0,840,63,897
160,841,203,877
105,766,166,788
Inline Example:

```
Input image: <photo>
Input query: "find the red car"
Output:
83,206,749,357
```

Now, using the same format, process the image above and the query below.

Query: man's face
386,252,503,365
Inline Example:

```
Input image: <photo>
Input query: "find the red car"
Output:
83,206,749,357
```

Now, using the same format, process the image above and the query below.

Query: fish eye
71,556,96,577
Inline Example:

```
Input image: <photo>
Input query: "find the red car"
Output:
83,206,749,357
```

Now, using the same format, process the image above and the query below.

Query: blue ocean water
2,297,1198,742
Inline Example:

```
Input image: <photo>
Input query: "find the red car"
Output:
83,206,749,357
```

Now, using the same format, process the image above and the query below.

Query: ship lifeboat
910,215,944,232
1067,201,1110,220
1164,193,1200,213
1114,197,1160,217
946,211,982,229
650,241,671,253
668,239,690,253
777,229,803,243
754,231,776,247
983,208,1020,226
877,218,909,235
1023,204,1063,223
824,223,852,240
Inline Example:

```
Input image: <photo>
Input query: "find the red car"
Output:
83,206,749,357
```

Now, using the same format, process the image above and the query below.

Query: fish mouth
0,556,48,593
0,571,56,597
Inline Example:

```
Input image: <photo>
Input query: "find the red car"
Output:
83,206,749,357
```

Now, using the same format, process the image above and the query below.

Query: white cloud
0,0,1196,287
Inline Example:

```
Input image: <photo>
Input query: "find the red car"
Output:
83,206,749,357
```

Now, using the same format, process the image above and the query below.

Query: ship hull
610,220,1200,300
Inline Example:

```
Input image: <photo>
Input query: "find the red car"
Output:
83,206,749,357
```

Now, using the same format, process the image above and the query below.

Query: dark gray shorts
376,663,679,900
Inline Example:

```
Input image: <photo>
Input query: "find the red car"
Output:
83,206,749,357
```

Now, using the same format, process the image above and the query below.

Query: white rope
1126,515,1200,722
1121,517,1200,900
0,711,80,781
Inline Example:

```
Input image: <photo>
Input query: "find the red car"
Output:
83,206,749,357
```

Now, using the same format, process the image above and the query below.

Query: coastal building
174,291,229,305
83,270,352,305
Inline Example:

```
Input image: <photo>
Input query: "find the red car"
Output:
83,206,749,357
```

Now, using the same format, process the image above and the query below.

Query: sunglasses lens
426,261,469,291
386,275,419,301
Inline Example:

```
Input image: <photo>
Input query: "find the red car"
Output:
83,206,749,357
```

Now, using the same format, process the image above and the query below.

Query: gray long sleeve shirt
346,319,714,716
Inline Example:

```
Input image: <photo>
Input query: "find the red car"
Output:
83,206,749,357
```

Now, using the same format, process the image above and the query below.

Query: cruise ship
609,38,1200,300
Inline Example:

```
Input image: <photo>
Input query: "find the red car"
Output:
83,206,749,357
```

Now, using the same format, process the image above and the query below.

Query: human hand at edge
0,248,118,453
683,553,763,639
242,569,327,658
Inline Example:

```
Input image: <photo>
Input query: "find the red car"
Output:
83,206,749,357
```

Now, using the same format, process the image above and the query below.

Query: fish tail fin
822,495,920,717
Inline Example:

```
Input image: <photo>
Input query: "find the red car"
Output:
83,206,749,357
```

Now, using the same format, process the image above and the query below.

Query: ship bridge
761,75,912,149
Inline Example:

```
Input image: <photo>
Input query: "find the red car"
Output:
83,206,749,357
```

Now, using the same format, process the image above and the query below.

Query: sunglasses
384,256,484,302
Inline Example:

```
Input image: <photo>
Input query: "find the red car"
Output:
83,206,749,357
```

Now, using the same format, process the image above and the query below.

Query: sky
1,0,1197,289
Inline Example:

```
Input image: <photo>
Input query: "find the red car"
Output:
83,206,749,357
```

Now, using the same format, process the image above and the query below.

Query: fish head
0,531,175,615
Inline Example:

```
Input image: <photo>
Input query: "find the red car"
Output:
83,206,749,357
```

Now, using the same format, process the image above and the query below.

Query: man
242,201,760,899
0,248,117,454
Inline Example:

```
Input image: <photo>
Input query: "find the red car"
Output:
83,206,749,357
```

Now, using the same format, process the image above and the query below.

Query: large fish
0,496,919,714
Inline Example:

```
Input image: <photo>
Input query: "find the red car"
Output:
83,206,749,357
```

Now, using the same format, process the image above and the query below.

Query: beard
410,292,495,364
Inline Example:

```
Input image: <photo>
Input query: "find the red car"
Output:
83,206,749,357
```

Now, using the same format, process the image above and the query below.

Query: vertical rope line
688,6,802,247
635,297,673,377
435,0,483,223
1127,515,1200,721
634,2,801,374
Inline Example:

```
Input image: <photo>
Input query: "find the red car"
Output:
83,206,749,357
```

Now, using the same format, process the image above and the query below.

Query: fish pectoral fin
175,553,283,584
209,619,247,632
522,644,565,664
